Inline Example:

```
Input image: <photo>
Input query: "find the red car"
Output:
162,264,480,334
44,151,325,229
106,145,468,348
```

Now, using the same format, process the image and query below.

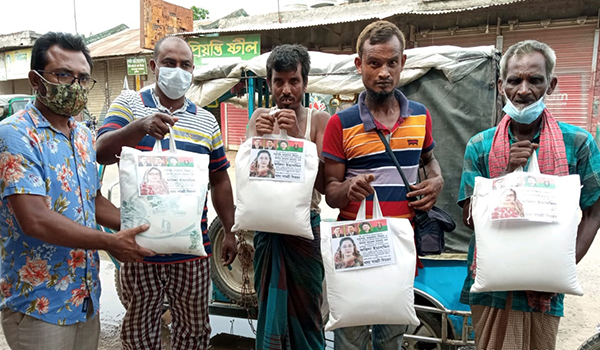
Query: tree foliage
192,6,209,20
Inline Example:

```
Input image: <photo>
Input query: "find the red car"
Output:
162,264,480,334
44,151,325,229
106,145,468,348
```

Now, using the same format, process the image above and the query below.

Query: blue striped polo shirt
98,88,229,263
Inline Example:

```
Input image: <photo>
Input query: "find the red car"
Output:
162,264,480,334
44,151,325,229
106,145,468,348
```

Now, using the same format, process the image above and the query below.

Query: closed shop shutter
206,105,221,129
416,33,497,48
88,56,154,124
104,59,132,123
87,60,107,120
502,26,596,130
13,79,32,94
0,79,33,95
222,103,248,150
0,81,12,94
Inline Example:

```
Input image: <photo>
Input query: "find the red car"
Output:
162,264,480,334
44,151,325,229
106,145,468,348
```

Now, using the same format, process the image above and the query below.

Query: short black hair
266,44,310,85
154,36,193,60
31,32,93,71
356,20,406,57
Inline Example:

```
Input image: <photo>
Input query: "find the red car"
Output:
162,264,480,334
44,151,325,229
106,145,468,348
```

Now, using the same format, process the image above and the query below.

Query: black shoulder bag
375,130,455,256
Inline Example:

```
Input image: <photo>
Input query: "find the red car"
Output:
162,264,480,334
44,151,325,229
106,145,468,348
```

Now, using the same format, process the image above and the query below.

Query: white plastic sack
233,130,318,239
119,131,210,256
471,152,583,295
321,194,419,331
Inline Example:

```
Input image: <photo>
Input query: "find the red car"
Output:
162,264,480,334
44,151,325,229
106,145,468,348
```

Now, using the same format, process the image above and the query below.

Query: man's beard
366,88,394,103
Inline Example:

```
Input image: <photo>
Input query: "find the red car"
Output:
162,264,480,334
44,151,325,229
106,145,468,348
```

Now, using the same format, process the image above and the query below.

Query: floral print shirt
0,103,100,325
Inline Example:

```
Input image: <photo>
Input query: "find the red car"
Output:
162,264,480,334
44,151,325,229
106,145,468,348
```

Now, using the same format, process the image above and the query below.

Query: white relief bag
321,193,419,331
471,152,583,295
233,130,318,239
119,129,210,256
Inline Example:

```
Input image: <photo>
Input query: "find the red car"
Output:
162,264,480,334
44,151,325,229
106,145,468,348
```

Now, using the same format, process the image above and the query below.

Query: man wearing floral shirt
0,32,154,350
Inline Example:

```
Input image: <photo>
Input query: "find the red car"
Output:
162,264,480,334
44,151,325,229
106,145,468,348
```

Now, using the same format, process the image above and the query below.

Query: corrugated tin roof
88,28,152,58
177,0,527,35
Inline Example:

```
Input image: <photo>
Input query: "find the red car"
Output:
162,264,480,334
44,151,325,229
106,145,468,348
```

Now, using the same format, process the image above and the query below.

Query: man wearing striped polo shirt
96,36,237,350
322,20,444,350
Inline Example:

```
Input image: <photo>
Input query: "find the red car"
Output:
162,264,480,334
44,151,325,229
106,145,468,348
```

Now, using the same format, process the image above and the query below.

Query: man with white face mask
458,40,600,350
96,36,237,349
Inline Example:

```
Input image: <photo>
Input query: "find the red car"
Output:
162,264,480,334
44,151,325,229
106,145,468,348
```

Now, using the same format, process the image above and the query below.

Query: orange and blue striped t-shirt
322,90,435,221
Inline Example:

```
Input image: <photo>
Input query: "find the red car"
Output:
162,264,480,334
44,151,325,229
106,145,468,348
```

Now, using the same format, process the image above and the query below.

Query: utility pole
73,0,79,34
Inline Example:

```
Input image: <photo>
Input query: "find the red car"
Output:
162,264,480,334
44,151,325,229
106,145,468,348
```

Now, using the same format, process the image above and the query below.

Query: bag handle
514,149,541,174
356,191,383,220
527,150,540,174
375,129,429,226
151,126,178,153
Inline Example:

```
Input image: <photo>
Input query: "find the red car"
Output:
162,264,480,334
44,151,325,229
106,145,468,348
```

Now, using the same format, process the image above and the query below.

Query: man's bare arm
96,113,178,165
95,190,120,231
324,158,374,209
246,108,272,138
313,111,330,194
209,170,237,266
576,196,600,263
8,194,154,262
406,150,444,211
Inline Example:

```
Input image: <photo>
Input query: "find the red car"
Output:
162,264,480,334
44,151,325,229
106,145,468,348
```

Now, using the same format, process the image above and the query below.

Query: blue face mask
502,96,546,125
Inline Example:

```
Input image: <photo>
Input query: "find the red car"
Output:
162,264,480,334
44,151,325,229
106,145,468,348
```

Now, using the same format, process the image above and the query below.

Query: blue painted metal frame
246,71,255,120
415,258,471,338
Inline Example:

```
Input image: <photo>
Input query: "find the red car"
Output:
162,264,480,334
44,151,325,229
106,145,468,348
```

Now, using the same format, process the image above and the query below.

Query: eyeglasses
36,70,97,90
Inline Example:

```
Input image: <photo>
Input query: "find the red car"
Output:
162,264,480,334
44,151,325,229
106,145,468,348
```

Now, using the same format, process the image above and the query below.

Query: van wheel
579,333,600,350
208,217,257,306
402,310,452,350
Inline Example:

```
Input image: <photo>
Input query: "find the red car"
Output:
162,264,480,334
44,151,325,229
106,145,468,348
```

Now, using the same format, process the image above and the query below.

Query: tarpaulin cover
188,45,501,253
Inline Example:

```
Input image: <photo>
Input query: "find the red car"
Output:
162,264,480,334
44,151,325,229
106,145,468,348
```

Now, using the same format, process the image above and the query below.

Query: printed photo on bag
166,156,194,167
138,155,152,167
490,173,558,223
137,155,199,197
491,188,525,219
153,156,167,167
252,138,264,149
264,139,277,150
249,149,276,178
248,137,305,182
277,140,303,152
345,223,358,236
139,167,170,195
331,219,395,272
331,226,345,239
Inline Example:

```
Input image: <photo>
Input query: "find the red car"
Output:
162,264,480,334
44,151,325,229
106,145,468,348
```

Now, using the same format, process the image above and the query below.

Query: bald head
154,36,192,60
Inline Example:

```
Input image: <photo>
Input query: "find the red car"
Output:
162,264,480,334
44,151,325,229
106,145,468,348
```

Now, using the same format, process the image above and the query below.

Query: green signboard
127,57,148,76
187,34,261,66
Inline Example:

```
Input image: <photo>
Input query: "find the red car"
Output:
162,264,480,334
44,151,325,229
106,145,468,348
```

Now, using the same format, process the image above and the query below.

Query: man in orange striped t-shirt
322,20,444,350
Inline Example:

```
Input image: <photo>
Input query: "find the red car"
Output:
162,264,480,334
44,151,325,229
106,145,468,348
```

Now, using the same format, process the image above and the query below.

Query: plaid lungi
120,258,211,350
471,292,560,350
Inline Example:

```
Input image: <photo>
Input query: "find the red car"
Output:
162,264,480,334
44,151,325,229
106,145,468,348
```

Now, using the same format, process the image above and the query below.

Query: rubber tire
402,310,453,350
208,217,258,306
579,333,600,350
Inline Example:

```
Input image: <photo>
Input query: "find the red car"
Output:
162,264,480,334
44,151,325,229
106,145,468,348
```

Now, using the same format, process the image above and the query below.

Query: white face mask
157,67,192,100
502,87,548,125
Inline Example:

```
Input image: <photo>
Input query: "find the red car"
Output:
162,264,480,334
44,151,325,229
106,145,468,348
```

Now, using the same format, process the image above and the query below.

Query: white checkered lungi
120,258,211,350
